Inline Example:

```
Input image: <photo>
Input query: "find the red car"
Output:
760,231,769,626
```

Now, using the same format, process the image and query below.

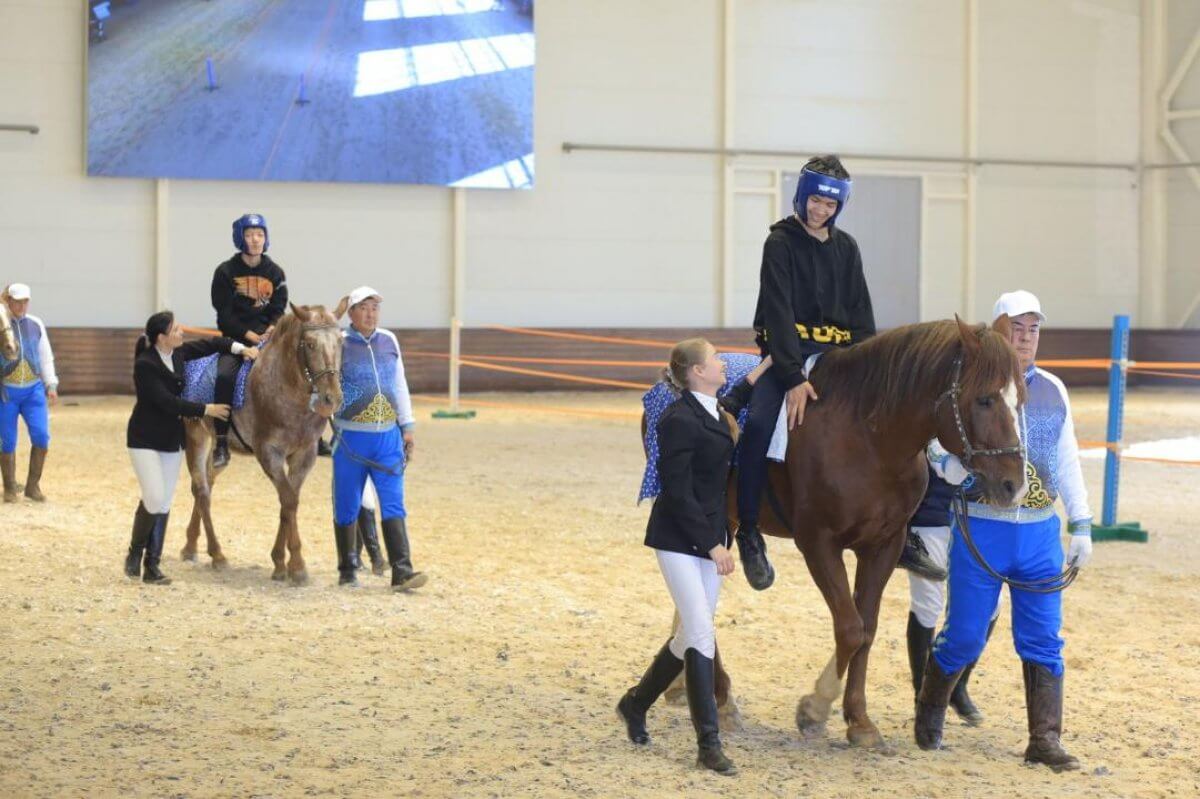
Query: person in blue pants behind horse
915,290,1094,772
1,283,58,503
737,155,876,590
330,286,426,592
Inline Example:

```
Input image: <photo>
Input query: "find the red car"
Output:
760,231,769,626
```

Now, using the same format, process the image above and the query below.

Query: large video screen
86,0,534,188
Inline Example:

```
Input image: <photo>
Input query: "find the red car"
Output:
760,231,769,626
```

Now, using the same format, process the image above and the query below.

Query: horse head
0,295,16,362
935,315,1028,507
282,302,344,418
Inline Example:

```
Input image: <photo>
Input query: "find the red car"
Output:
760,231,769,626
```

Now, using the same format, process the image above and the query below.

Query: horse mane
812,319,1022,424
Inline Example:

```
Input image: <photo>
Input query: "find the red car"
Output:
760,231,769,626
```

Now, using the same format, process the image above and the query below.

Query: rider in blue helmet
209,213,288,468
735,155,877,590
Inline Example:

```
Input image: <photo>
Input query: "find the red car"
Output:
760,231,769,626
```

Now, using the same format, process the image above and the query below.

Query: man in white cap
914,289,1093,772
1,283,58,502
329,286,426,592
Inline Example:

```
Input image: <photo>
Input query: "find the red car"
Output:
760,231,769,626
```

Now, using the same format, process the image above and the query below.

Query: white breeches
128,448,183,515
657,549,721,659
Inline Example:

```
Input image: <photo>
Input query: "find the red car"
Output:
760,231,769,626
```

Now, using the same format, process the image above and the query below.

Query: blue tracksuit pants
331,427,406,526
934,513,1066,676
1,381,50,453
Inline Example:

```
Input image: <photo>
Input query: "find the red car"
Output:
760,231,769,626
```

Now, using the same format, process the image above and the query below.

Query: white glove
1066,520,1093,569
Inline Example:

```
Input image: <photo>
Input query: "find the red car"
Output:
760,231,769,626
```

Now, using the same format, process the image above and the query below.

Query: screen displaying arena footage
86,0,534,189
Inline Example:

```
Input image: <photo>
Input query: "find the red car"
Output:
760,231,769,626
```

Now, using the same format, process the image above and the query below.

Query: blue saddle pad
182,354,252,408
638,352,760,503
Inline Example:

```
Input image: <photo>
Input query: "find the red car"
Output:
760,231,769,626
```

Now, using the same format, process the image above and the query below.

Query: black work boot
684,649,736,775
381,517,427,592
317,437,332,457
897,529,947,580
125,502,155,579
950,618,995,726
1022,661,1080,772
24,446,47,502
212,435,231,469
143,513,172,585
906,612,935,704
357,507,386,576
1,452,20,503
616,640,684,745
735,524,774,591
914,654,963,750
334,522,359,586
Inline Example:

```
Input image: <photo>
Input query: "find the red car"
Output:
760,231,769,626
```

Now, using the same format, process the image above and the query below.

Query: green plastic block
1091,521,1148,543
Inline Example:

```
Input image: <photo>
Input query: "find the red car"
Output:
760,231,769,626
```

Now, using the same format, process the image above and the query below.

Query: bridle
937,354,1078,593
297,321,341,410
934,354,1025,468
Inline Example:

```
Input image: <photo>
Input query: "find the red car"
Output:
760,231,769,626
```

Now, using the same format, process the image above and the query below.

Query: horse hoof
210,556,229,571
847,724,891,752
718,699,744,733
796,694,831,738
180,550,198,563
271,570,288,582
289,570,309,586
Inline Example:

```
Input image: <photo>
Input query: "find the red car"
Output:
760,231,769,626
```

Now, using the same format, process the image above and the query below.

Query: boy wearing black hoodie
209,213,288,467
736,155,876,590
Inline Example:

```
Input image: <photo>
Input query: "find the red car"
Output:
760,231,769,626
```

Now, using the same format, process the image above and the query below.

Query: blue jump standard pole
295,74,311,106
205,58,218,91
1093,314,1147,543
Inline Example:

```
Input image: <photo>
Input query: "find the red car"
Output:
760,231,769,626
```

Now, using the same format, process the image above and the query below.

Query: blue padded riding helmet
232,213,269,253
793,168,852,228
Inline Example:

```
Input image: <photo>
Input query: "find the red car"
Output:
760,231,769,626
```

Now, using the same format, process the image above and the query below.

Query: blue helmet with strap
793,167,852,227
232,213,269,253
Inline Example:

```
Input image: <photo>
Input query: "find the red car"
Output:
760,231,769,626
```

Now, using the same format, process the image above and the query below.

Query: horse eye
976,396,994,409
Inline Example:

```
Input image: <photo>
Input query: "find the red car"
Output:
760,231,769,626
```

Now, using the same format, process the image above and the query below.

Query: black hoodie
210,253,288,343
751,216,876,389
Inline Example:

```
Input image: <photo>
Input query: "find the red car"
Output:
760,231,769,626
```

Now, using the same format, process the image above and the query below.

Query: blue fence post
295,74,310,105
205,58,218,91
1094,313,1147,542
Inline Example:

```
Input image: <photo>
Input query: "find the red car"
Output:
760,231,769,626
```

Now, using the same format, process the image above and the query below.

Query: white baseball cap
6,283,31,301
992,290,1045,323
347,285,383,308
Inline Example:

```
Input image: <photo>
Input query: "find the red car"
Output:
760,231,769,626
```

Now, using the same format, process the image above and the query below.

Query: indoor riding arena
2,2,1198,798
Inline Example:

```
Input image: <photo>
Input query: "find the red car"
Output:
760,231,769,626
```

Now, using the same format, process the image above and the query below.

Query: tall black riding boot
735,524,774,591
334,522,359,586
897,529,947,580
212,433,231,470
914,653,963,750
143,513,172,585
906,612,935,701
357,507,386,575
381,517,427,592
950,618,995,726
684,649,737,775
24,446,47,502
125,502,155,579
1022,661,1080,772
616,640,684,745
1,452,20,503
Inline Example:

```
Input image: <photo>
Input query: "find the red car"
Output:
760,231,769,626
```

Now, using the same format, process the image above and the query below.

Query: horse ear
955,314,982,356
332,296,350,320
289,302,304,319
991,313,1013,340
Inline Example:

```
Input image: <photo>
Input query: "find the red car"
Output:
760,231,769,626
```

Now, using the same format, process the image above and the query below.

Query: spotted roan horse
181,302,346,584
650,316,1027,749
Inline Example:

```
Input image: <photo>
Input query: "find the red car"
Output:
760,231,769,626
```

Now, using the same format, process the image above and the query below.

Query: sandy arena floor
0,389,1197,798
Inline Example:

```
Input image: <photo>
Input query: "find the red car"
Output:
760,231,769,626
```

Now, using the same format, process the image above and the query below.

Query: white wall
1164,0,1200,328
0,0,1147,329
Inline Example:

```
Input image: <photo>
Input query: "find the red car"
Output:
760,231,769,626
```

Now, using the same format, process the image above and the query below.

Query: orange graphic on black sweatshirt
233,276,275,308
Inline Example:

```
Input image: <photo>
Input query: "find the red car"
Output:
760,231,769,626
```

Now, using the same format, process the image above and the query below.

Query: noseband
934,355,1026,468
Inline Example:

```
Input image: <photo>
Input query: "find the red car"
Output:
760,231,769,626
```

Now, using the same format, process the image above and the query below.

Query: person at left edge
210,213,287,468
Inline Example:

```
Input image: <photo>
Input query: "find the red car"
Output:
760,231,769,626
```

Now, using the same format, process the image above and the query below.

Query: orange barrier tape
484,325,758,354
405,350,665,368
412,393,641,420
181,325,221,337
1128,369,1200,381
1036,359,1112,369
457,357,652,390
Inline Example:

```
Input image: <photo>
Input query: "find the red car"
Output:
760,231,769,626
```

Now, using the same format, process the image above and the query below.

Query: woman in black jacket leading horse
617,337,739,776
124,311,257,584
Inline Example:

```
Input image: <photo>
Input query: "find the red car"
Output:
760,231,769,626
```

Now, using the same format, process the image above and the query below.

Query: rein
951,490,1079,594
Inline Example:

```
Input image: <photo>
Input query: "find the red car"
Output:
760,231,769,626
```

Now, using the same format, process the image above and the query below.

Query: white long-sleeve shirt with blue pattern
2,314,57,391
333,326,414,434
967,364,1092,534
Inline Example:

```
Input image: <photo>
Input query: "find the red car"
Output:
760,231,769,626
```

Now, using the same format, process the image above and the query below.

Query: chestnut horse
0,300,17,363
180,302,346,584
650,317,1027,748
